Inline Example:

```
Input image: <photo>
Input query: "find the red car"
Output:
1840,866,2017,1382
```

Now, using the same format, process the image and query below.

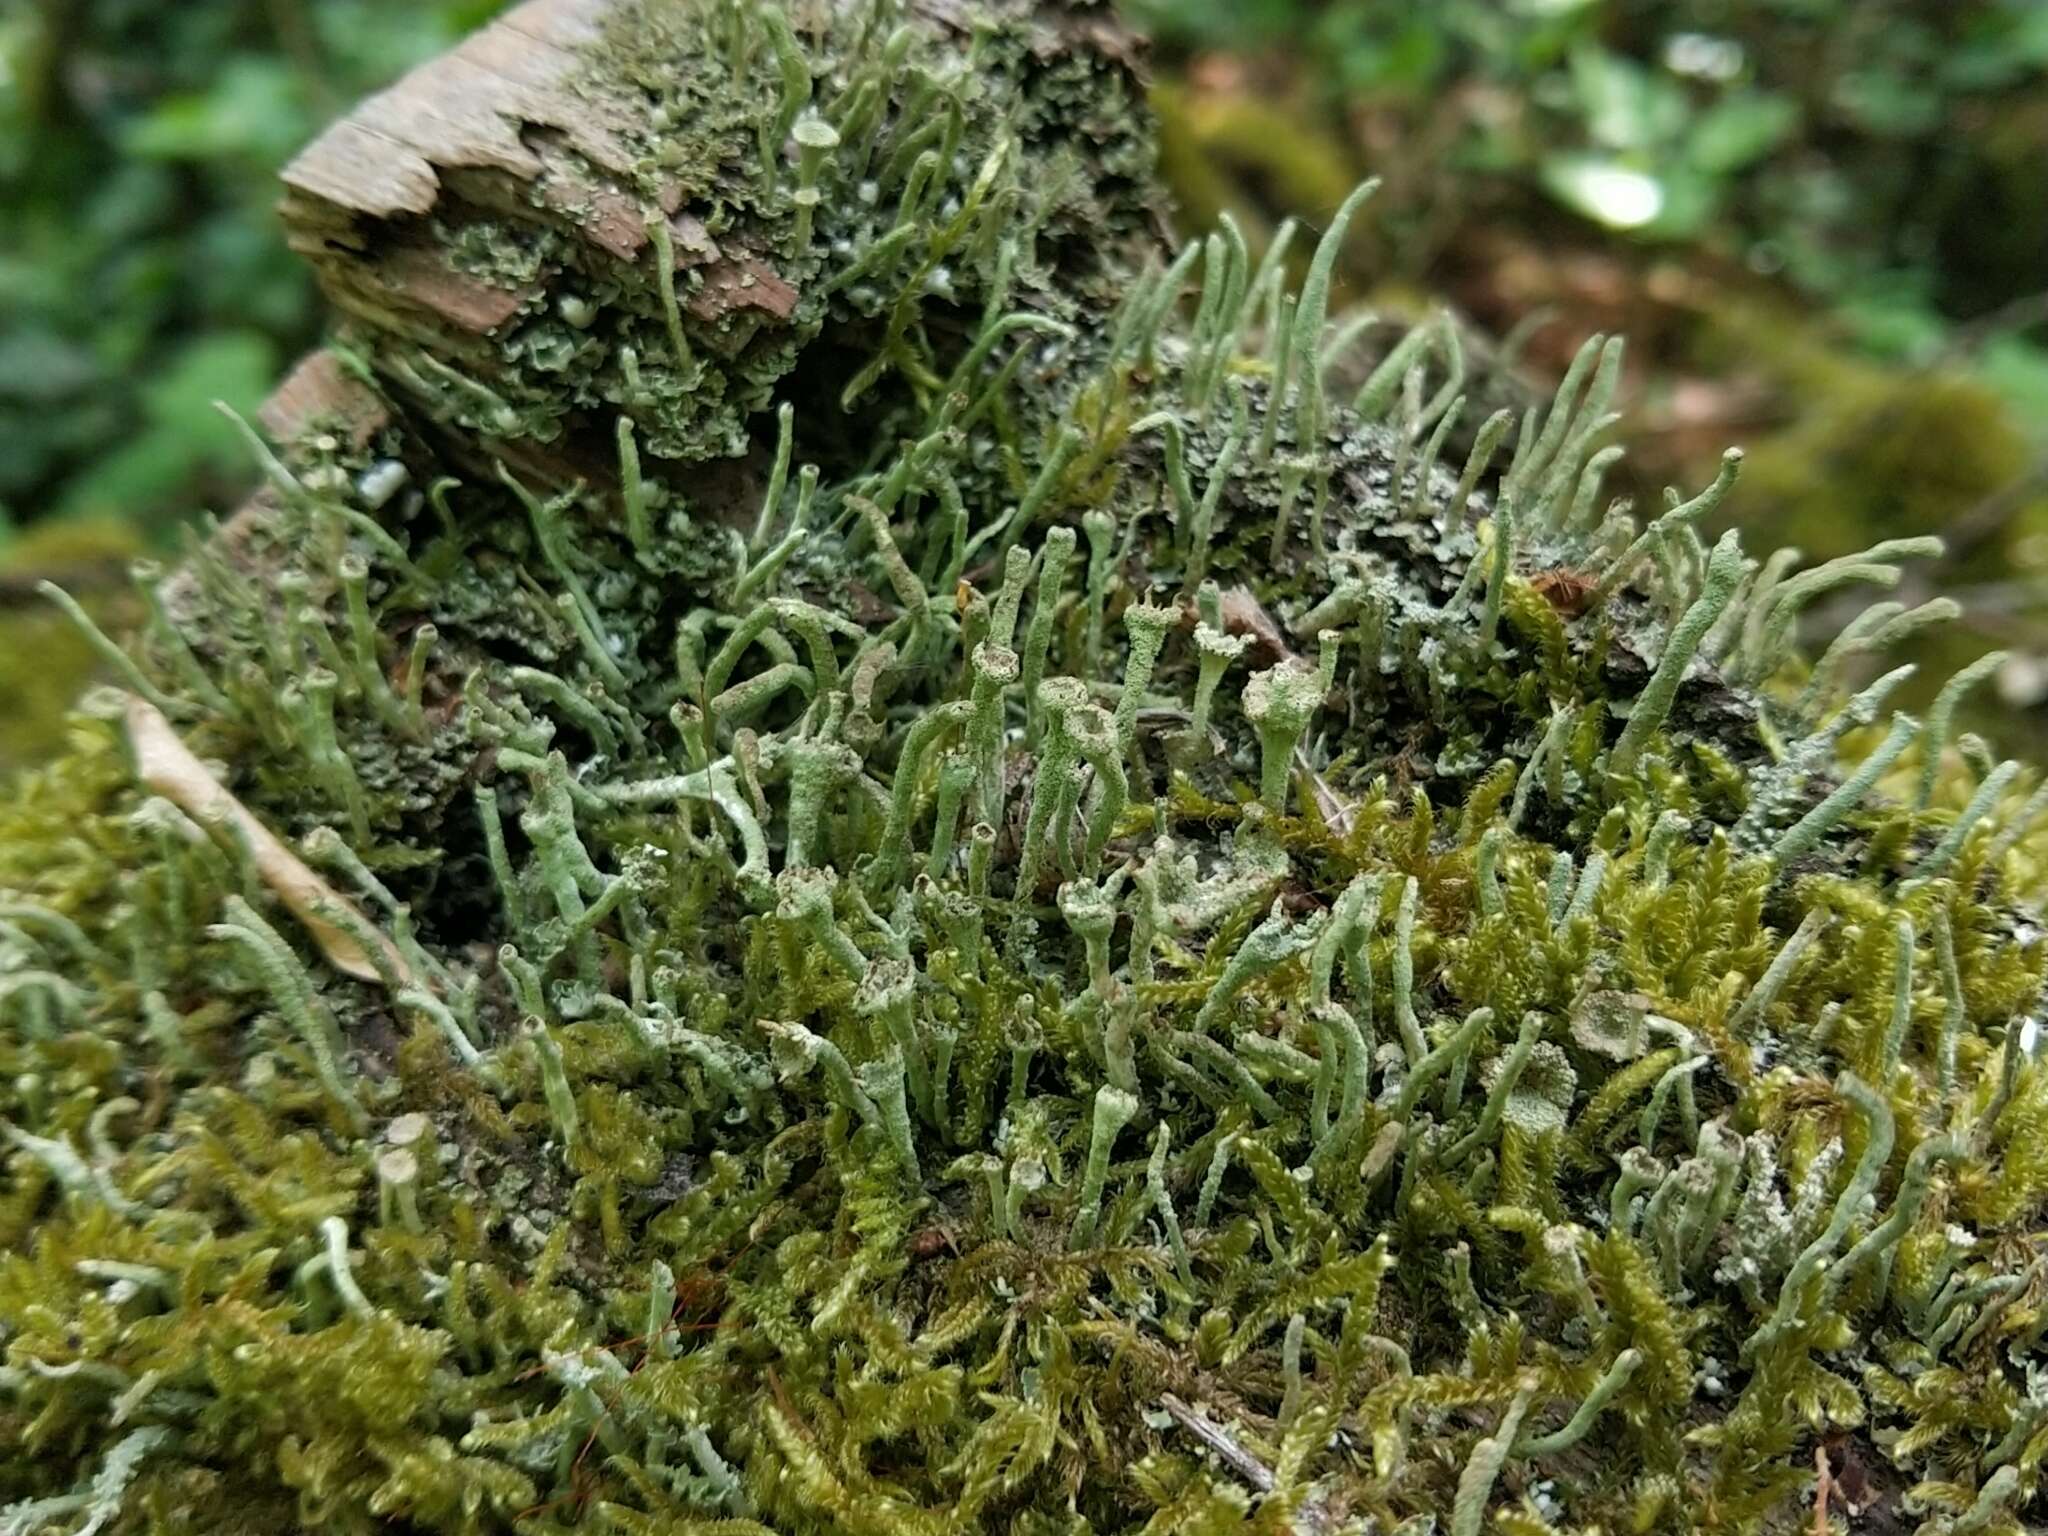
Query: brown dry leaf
124,694,412,989
1303,759,1356,837
1220,585,1293,664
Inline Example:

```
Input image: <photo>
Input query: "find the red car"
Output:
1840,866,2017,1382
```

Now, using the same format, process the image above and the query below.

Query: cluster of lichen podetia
3,3,2048,1535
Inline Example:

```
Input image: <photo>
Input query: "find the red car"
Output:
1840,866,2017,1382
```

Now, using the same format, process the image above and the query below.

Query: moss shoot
3,2,2047,1533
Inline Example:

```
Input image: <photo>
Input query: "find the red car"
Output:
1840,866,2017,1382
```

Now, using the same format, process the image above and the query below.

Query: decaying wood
256,350,391,449
264,0,1161,508
279,0,644,340
281,0,633,224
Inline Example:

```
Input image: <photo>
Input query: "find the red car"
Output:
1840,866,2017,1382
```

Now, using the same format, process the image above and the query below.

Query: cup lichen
4,1,2048,1534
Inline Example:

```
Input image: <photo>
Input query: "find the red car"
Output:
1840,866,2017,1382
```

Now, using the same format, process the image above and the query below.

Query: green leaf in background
124,58,309,166
0,330,122,506
0,0,511,540
1311,8,1448,97
314,0,500,94
1568,44,1688,151
57,330,278,522
1641,164,1719,240
1946,3,2048,89
1686,90,1799,174
0,328,103,409
1123,0,1304,50
1831,67,1946,138
1979,337,2048,439
1540,153,1667,230
1836,274,1952,363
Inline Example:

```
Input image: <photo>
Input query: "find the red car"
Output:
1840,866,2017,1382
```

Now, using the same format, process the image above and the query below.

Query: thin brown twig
1158,1392,1275,1493
765,1364,816,1447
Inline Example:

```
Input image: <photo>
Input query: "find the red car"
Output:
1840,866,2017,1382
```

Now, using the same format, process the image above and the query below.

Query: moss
1149,77,1359,261
0,520,144,773
3,2,2048,1534
1720,311,2048,572
1692,300,2048,740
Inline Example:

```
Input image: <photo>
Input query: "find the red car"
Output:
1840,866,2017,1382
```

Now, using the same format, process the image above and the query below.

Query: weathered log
277,0,1162,477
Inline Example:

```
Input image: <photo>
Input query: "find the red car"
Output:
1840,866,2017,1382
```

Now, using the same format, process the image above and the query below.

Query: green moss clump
4,2,2047,1533
0,520,144,773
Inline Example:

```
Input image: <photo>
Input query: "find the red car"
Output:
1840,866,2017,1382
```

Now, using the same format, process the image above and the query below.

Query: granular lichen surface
2,2,2046,1533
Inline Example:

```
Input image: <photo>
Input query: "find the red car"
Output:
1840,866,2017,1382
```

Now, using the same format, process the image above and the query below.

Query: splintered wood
282,0,631,223
278,0,642,339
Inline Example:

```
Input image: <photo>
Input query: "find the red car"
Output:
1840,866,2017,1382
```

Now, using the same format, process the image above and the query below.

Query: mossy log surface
3,2,2047,1534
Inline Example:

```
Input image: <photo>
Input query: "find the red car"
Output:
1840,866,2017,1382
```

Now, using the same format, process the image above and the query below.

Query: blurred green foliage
7,0,2042,546
0,0,505,548
1132,0,2048,410
1136,0,2048,751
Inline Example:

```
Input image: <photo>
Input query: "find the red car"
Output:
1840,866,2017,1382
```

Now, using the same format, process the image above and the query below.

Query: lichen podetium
4,2,2048,1533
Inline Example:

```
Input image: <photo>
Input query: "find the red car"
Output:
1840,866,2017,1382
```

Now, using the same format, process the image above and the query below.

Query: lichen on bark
4,2,2048,1534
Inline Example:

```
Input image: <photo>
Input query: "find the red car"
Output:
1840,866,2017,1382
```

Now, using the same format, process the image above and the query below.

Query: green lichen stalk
4,1,2048,1533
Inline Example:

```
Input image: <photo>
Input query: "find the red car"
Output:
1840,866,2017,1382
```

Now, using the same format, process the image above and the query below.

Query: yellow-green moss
2,4,2045,1535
